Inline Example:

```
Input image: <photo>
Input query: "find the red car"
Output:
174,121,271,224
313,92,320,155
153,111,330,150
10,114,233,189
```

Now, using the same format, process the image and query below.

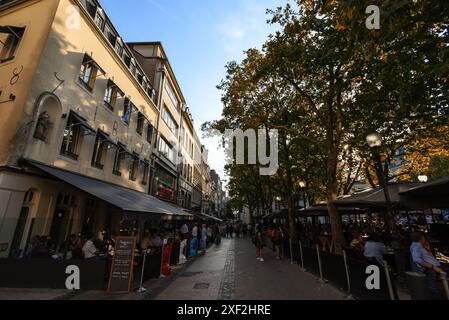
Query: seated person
363,233,386,266
410,232,444,299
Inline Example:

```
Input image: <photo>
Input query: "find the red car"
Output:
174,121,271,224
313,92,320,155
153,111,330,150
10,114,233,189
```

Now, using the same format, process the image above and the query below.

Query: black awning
69,111,95,134
183,209,222,222
98,130,117,148
333,183,422,209
117,142,133,157
26,160,193,220
400,176,449,197
0,25,25,38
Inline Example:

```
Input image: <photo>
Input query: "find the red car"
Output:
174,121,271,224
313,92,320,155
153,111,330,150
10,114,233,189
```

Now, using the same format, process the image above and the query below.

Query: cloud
216,0,275,55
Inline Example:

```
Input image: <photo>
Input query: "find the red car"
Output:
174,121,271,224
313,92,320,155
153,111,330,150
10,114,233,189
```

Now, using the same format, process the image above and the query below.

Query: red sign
158,185,173,200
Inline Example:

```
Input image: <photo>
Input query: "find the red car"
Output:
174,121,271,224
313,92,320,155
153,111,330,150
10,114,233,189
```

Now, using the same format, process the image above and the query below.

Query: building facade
0,0,218,258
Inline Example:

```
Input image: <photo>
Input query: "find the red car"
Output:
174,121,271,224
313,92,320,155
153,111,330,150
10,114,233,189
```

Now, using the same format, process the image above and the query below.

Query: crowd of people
250,218,449,300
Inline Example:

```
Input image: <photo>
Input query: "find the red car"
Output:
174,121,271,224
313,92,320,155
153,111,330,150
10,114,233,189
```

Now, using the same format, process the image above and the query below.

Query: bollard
299,241,305,272
136,249,148,293
342,250,352,296
383,261,395,300
405,272,431,300
316,244,326,283
440,272,449,300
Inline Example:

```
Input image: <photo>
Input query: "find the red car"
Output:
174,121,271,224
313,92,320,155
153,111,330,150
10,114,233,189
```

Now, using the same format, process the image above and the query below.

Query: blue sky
100,0,282,182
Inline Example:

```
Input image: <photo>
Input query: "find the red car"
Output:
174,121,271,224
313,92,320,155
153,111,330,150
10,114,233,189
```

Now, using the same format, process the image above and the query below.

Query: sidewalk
0,254,196,300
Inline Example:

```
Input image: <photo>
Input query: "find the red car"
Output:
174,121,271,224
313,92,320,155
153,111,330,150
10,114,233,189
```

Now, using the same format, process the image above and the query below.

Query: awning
333,183,422,209
400,176,449,197
399,176,449,208
183,209,222,222
98,130,117,148
26,160,193,220
69,111,95,134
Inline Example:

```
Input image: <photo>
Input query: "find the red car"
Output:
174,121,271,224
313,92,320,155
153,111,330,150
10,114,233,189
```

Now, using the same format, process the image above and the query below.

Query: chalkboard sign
107,236,136,293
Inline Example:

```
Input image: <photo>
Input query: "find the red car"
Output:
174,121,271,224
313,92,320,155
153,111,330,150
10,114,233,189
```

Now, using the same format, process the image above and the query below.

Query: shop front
0,160,192,290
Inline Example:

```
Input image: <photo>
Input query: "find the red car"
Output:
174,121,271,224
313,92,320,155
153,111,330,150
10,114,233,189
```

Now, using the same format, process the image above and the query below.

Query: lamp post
366,132,395,233
299,181,307,216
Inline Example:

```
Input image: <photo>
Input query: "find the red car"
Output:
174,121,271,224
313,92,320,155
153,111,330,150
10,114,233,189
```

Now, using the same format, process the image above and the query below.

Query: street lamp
366,132,382,148
366,132,395,233
418,174,428,183
298,181,307,217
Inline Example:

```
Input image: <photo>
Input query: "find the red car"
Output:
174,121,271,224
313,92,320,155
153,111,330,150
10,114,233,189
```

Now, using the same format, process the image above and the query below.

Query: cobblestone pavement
153,238,346,300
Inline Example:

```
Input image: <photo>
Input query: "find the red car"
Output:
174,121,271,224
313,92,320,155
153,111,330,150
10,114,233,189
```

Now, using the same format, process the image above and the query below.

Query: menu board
107,236,136,293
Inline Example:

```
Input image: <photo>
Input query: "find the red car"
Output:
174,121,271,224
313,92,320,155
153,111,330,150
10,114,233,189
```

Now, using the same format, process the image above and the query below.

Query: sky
100,0,282,185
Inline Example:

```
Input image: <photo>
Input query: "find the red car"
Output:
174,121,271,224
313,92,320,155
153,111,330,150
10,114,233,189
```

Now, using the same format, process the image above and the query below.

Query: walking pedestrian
254,224,265,262
201,224,208,252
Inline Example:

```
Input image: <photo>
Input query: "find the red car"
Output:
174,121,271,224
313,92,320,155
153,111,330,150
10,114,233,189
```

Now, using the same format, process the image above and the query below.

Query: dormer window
94,9,105,31
115,37,123,56
104,24,116,47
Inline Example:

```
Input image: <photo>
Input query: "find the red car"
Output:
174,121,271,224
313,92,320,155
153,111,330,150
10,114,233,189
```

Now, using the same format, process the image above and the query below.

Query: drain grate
193,283,210,289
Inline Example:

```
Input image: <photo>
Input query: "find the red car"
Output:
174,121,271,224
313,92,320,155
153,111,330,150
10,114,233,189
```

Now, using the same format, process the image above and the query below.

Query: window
142,160,150,185
79,54,102,92
146,123,153,144
123,53,131,68
91,132,108,169
137,72,143,85
0,26,25,63
115,41,123,57
60,113,88,160
104,80,122,111
136,112,144,135
105,25,116,46
122,98,133,125
129,153,139,181
162,107,177,133
129,62,136,76
158,137,175,163
164,80,179,108
94,12,105,30
113,143,128,176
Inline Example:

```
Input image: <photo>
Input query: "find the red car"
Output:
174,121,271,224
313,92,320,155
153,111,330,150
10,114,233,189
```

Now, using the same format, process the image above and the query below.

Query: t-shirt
180,224,189,234
410,242,441,271
82,240,97,259
201,227,207,240
192,226,198,237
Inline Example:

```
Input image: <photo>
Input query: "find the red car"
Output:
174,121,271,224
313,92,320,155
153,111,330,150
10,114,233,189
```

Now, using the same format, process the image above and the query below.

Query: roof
26,160,192,219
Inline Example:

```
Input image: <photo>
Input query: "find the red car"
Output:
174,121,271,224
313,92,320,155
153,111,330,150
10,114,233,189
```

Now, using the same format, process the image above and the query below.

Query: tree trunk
326,182,344,253
326,148,345,253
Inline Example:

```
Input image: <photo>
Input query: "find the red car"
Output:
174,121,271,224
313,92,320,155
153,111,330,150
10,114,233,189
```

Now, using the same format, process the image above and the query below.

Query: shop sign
158,186,173,200
107,236,136,293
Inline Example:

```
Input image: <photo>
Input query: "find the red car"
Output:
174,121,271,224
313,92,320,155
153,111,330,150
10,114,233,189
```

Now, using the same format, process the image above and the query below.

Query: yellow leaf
335,23,345,30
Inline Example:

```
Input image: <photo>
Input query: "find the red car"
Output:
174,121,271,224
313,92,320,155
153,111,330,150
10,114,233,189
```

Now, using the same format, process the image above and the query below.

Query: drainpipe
149,63,166,196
